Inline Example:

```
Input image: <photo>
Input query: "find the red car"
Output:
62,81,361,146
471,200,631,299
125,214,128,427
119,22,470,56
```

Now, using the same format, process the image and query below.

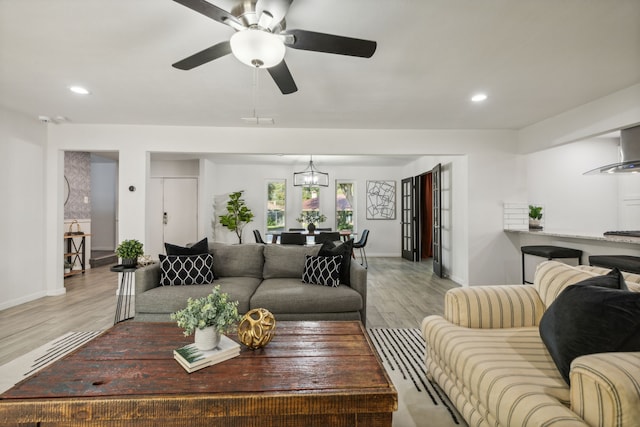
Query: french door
400,164,442,277
400,177,415,261
431,163,442,277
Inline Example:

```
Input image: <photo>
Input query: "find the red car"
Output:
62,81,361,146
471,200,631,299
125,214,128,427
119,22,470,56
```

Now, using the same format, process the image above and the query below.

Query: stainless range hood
584,125,640,174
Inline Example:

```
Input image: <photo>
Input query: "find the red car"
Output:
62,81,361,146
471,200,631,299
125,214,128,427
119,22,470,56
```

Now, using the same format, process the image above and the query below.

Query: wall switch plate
84,196,89,204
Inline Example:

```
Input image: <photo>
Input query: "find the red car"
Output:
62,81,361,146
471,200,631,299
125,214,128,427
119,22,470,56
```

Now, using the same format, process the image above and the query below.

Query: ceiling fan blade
267,60,298,94
283,29,377,58
173,0,242,28
172,41,232,70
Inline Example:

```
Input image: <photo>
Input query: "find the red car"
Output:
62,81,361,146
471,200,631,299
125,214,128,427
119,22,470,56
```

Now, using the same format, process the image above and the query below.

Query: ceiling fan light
230,29,285,68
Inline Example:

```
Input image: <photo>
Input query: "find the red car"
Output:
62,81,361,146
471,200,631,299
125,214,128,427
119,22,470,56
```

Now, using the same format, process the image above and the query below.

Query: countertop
504,229,640,245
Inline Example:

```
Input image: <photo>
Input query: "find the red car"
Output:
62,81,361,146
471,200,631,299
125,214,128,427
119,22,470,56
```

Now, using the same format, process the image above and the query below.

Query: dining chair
353,229,369,268
288,228,305,231
316,227,332,231
280,232,307,245
253,229,266,244
314,232,341,245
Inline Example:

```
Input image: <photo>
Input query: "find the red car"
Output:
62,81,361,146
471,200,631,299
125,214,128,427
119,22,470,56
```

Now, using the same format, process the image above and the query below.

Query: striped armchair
422,261,640,427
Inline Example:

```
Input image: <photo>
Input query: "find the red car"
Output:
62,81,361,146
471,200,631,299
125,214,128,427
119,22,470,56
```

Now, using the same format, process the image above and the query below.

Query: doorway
400,163,442,277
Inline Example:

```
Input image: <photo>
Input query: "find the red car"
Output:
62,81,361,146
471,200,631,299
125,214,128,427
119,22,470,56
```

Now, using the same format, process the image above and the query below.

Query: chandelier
293,156,329,187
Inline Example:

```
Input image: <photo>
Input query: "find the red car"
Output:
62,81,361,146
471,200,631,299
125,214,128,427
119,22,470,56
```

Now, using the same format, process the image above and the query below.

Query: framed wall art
366,180,396,220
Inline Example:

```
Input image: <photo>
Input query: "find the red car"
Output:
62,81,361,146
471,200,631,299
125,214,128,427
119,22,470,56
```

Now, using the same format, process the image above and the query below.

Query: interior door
432,163,443,277
401,177,415,261
148,178,198,259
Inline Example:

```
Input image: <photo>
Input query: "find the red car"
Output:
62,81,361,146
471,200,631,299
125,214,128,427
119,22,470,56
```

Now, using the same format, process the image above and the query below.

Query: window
266,180,286,233
298,185,321,225
336,181,355,231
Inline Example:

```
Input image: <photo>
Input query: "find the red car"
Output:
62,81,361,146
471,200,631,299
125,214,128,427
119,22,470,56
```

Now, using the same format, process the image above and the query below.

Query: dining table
268,230,356,244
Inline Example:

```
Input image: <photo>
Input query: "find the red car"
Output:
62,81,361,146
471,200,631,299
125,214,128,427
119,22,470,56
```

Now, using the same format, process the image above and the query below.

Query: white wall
0,108,49,309
209,161,404,256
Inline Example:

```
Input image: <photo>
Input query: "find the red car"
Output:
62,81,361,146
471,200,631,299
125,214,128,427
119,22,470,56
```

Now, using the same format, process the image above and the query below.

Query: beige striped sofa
421,261,640,427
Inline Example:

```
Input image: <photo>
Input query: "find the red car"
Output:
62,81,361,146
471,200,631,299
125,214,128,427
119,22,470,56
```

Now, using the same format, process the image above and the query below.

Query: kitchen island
505,229,640,282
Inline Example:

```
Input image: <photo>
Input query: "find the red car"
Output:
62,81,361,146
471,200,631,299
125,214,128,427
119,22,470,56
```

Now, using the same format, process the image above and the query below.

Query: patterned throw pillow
302,255,343,287
160,253,214,286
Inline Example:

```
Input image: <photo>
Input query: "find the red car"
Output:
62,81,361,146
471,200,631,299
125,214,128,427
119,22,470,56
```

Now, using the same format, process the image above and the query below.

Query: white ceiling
1,0,639,131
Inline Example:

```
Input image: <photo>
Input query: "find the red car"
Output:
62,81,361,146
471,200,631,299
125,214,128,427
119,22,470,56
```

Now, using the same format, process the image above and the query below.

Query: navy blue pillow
165,237,208,256
539,269,640,384
319,239,353,286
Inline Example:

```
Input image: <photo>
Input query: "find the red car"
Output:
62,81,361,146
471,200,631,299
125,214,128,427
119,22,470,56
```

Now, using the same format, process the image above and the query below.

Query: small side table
111,264,137,324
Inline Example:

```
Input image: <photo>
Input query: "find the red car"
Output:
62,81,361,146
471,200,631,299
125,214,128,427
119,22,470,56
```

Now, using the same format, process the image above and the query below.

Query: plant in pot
529,205,543,230
296,211,327,233
115,239,144,267
219,191,254,244
170,285,240,350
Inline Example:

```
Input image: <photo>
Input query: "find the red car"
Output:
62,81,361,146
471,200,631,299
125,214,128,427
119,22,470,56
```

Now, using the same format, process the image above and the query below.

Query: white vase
194,326,221,351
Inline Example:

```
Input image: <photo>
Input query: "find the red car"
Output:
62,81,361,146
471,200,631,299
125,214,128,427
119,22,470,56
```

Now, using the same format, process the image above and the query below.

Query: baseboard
0,290,48,311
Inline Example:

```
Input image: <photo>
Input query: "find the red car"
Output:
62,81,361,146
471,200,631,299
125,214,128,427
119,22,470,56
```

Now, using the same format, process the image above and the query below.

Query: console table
63,233,91,278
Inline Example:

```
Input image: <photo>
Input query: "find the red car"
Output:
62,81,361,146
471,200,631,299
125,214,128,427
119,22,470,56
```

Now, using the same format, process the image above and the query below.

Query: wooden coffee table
0,321,397,426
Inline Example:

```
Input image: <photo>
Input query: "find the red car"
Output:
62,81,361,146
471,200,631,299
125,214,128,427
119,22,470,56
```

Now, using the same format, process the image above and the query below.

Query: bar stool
588,255,640,274
521,245,582,284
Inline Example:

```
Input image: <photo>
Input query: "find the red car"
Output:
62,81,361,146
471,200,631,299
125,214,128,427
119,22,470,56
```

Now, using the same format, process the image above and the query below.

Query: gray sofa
134,242,368,324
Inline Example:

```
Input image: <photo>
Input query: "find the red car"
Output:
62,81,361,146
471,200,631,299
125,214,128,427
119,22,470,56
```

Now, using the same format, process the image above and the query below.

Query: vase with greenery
528,205,543,230
296,211,327,233
170,285,240,350
115,239,144,267
219,191,254,244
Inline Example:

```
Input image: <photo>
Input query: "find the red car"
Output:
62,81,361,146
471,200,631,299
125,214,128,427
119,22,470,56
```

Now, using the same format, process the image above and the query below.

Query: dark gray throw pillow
539,269,640,384
319,239,353,286
165,237,208,256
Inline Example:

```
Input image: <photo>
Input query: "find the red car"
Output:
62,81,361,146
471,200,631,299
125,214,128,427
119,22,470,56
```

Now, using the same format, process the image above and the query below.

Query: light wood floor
0,257,459,366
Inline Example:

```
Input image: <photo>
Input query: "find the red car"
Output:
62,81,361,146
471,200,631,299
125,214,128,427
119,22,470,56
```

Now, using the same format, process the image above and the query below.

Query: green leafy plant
170,285,240,336
296,211,327,225
219,191,254,244
529,205,543,220
115,239,144,259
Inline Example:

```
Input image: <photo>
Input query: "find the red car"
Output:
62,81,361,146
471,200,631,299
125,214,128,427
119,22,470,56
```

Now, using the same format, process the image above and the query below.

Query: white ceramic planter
194,326,221,351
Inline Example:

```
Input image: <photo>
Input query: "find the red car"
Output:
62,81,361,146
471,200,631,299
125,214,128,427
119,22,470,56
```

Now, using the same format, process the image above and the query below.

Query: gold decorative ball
238,308,276,349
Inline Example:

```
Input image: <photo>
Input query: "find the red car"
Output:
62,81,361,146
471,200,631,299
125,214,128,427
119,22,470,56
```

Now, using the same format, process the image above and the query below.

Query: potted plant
529,205,543,230
170,285,240,350
64,261,73,274
219,191,254,244
296,211,327,233
115,239,144,267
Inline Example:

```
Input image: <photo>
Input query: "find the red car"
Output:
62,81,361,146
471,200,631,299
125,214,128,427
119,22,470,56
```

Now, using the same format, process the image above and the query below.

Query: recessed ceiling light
471,93,488,102
69,86,90,95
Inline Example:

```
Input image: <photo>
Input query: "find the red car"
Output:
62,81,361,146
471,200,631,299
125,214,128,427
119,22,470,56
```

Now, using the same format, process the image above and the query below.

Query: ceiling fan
171,0,377,95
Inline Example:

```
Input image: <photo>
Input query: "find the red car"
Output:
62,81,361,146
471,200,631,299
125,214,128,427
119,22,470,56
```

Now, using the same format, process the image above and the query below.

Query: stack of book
173,335,241,373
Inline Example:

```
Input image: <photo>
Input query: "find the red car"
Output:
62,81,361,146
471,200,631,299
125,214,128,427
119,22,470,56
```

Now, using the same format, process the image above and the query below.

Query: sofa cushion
539,273,640,384
136,277,261,316
302,255,343,287
159,253,214,286
533,261,601,308
165,237,208,256
319,239,353,285
209,242,264,278
262,244,321,279
251,278,362,314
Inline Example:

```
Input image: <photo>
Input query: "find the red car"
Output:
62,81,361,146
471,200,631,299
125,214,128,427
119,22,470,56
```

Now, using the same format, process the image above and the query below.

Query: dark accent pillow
539,270,640,384
302,255,343,287
165,237,208,256
319,239,353,286
159,253,214,286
